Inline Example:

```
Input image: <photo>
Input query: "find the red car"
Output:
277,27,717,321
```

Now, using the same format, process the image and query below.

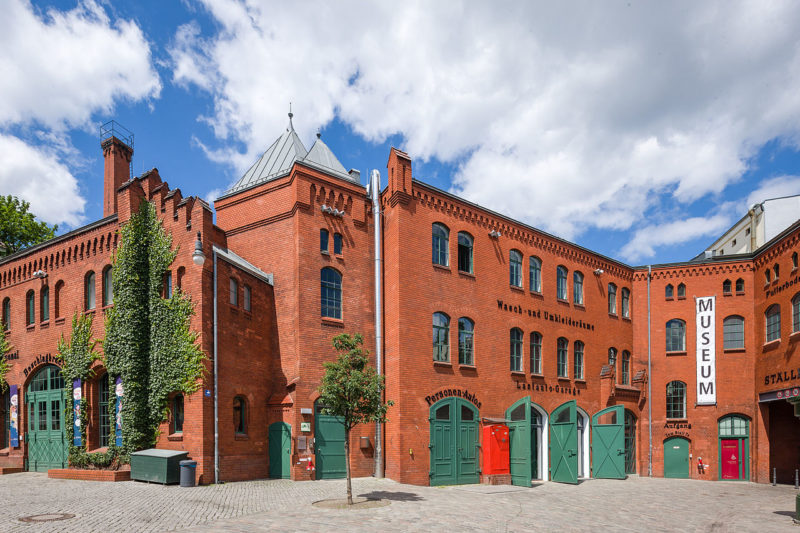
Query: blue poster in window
114,376,123,447
73,379,82,446
9,385,19,448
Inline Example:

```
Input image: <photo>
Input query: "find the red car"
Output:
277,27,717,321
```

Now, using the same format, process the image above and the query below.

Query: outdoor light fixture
320,204,345,218
192,232,206,266
488,230,502,238
32,270,47,279
594,269,604,275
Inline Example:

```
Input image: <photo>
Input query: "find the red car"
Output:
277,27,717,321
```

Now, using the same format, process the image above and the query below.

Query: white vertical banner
696,296,716,405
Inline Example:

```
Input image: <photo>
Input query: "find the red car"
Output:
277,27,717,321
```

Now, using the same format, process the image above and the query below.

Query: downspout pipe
213,249,219,484
647,265,652,477
371,169,384,479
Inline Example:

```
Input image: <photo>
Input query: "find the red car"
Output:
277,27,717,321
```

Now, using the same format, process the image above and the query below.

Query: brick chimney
387,147,412,197
102,136,133,217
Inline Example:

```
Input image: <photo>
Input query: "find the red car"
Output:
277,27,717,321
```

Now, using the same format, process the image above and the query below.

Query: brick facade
1,126,799,486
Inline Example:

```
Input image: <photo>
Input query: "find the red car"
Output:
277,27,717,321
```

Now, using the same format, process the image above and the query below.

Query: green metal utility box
130,449,189,484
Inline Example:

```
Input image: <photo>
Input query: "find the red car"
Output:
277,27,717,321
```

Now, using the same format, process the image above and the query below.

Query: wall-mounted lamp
594,268,604,275
192,232,206,266
321,204,345,218
32,270,47,279
488,230,502,239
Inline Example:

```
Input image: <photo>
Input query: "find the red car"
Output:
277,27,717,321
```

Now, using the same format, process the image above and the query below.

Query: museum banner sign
696,296,716,405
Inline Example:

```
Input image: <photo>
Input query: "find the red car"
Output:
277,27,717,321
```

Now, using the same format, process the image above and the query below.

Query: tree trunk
345,426,352,505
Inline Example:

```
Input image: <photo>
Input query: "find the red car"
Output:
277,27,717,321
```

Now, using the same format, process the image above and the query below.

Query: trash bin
796,492,800,522
180,460,197,487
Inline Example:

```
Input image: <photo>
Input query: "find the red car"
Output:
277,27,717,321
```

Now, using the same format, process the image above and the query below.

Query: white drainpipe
371,169,384,478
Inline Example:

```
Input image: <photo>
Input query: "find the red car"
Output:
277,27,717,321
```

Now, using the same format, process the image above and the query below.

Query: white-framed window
432,223,449,267
608,283,617,315
766,304,781,342
556,266,568,300
666,319,686,352
530,332,542,374
723,315,744,349
529,257,542,293
573,341,584,380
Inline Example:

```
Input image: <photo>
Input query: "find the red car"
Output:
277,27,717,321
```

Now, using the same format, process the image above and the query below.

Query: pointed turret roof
222,114,359,198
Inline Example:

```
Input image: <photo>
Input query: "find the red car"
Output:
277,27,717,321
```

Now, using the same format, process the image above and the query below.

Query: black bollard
773,467,777,486
795,469,798,490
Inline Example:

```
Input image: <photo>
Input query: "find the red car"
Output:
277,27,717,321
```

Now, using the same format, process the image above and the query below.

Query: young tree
0,195,57,256
318,333,393,505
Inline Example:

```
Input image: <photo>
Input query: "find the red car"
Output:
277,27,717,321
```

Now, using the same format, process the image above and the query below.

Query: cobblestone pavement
0,473,796,533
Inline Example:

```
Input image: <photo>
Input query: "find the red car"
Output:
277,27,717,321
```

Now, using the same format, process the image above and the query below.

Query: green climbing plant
0,326,11,393
55,312,100,382
104,200,205,453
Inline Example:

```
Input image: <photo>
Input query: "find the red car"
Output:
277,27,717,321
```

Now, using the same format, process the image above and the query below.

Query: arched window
723,315,745,349
172,394,184,434
176,266,185,292
98,373,110,447
320,228,329,253
432,223,449,266
164,271,173,299
621,288,630,318
608,283,617,315
54,281,63,319
26,290,34,326
766,304,781,342
530,332,542,374
233,396,247,435
457,232,473,274
621,351,631,385
40,286,49,322
556,337,568,377
229,277,238,306
666,319,686,352
509,250,522,287
608,347,617,367
774,264,780,280
722,279,732,294
665,284,674,299
793,293,800,333
719,415,748,437
556,266,568,300
735,278,744,293
433,312,450,362
529,257,542,293
321,268,342,319
102,266,113,306
85,271,96,311
243,285,251,312
573,272,584,305
677,283,686,299
793,252,798,270
510,328,523,372
2,297,9,331
765,270,771,284
666,381,686,419
574,341,584,380
333,233,343,255
458,317,474,365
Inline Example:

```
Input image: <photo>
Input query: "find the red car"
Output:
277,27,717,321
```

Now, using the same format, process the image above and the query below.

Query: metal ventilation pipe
371,169,384,479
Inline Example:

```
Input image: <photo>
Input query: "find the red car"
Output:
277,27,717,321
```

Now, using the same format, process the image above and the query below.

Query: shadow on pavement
357,491,424,502
772,510,796,518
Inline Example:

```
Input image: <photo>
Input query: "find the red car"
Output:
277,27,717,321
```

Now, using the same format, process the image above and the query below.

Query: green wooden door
624,410,637,474
664,437,689,478
429,398,480,485
591,405,626,479
268,422,291,479
26,365,67,472
315,405,345,479
550,400,578,484
506,397,532,487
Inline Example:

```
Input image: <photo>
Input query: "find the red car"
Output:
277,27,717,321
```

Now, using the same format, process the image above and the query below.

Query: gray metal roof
223,118,358,197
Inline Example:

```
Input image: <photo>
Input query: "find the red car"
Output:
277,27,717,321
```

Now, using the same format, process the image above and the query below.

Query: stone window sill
234,434,248,441
665,297,674,301
459,364,476,369
789,331,800,341
666,351,687,356
432,263,451,273
763,339,780,349
557,376,570,381
55,317,65,325
622,316,631,322
723,292,732,297
433,360,451,367
321,317,344,328
574,379,586,384
530,372,544,378
26,324,35,332
736,291,745,296
723,347,746,353
510,370,525,376
167,434,183,442
510,285,524,293
320,250,329,256
458,270,476,279
573,303,585,310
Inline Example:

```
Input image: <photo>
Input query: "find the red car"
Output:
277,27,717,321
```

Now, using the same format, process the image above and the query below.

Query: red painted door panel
721,439,740,479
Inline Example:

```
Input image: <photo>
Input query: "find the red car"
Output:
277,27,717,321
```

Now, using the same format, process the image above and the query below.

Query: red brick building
1,117,799,486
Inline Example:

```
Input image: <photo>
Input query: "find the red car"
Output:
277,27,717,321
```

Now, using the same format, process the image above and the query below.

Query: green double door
429,398,479,485
550,400,578,484
591,405,626,479
506,397,537,487
315,404,346,479
268,422,291,479
26,365,67,472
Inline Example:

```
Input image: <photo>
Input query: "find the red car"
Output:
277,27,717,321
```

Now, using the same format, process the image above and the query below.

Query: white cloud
0,133,85,227
171,0,800,255
0,0,161,228
619,214,733,263
746,175,800,208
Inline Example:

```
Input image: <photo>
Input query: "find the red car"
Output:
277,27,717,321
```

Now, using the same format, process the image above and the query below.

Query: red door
721,439,740,479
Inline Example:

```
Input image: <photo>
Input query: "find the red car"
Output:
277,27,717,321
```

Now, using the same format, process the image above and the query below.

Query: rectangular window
766,307,780,342
723,317,744,349
530,334,542,374
320,228,329,253
41,287,49,322
244,285,251,312
229,278,238,306
333,233,343,255
557,340,568,378
165,271,172,299
173,395,184,434
574,343,584,380
99,375,110,447
510,329,522,372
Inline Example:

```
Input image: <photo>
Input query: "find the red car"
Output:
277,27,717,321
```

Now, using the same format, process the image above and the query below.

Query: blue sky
3,1,800,266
